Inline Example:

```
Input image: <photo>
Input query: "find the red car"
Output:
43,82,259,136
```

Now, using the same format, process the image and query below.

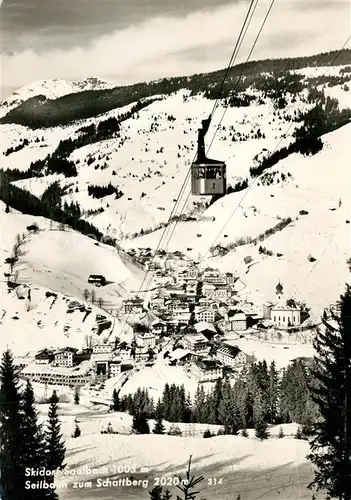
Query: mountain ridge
1,48,351,128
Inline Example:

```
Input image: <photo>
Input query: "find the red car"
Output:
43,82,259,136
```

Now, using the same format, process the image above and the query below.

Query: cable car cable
206,0,275,154
158,0,275,270
141,2,261,293
199,35,351,264
209,0,258,120
121,0,259,330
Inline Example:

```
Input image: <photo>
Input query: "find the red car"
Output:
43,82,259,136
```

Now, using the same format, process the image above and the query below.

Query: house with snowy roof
229,312,248,331
182,333,210,354
53,347,78,368
194,306,215,323
215,342,251,368
190,359,223,382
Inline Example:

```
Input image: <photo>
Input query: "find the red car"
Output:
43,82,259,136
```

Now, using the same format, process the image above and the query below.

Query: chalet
88,274,106,286
35,349,55,364
92,343,114,354
225,272,236,285
54,347,78,368
212,285,231,300
187,266,199,279
115,347,132,360
204,275,227,285
135,332,156,349
185,282,197,297
134,346,150,364
109,358,122,377
194,306,215,323
202,283,216,297
169,349,193,366
182,333,209,354
203,267,220,280
151,320,167,335
176,270,187,285
194,321,218,341
190,359,223,382
216,343,250,368
198,297,211,308
229,312,248,331
122,298,144,314
172,310,191,324
153,272,171,287
271,303,301,327
194,321,216,334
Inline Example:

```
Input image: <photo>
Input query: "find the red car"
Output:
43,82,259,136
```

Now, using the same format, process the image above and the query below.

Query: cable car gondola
191,116,227,196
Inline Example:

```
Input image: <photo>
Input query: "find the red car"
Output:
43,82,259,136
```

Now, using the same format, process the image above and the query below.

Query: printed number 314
207,477,223,485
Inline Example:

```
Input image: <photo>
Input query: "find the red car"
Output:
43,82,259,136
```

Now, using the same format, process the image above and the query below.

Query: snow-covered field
30,399,322,500
50,415,320,500
0,201,141,355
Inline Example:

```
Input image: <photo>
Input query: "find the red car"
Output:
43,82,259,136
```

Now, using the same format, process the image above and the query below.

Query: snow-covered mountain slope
0,76,116,118
1,73,349,239
0,201,141,355
125,123,351,315
0,62,350,319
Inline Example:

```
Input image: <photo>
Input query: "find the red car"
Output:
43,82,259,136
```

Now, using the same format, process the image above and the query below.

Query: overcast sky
1,0,350,98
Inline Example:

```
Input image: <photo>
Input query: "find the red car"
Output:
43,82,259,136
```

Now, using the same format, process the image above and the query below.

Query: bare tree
83,289,90,300
91,290,96,304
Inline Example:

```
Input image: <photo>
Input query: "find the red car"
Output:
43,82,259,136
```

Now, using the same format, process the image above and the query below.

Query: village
13,253,317,401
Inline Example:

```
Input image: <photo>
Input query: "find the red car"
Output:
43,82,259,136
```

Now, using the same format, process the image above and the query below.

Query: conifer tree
241,428,249,437
307,284,351,499
193,385,207,423
0,350,26,500
21,380,47,500
49,389,59,404
132,411,150,434
72,421,81,438
112,388,120,411
152,399,166,434
153,415,166,435
182,392,193,423
218,380,240,434
45,391,66,471
255,418,270,440
74,386,80,405
268,361,279,423
212,378,223,424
